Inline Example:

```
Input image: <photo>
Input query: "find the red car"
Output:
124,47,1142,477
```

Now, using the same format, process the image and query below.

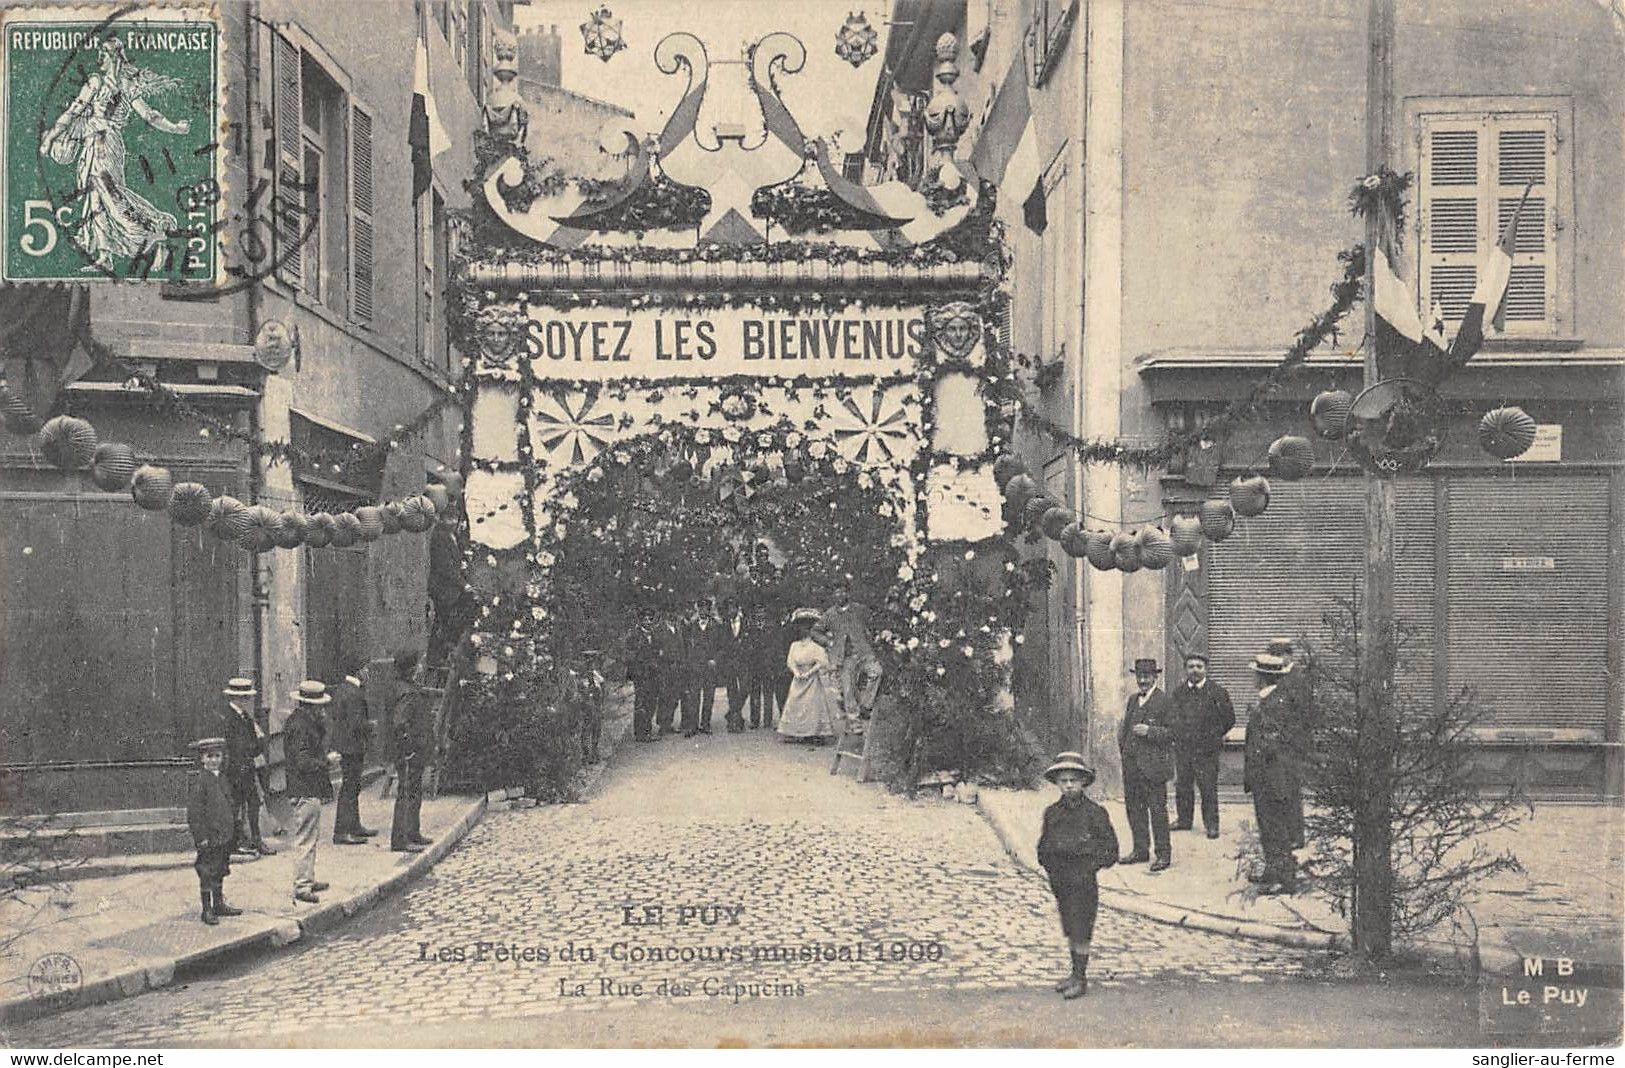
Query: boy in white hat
1036,752,1119,999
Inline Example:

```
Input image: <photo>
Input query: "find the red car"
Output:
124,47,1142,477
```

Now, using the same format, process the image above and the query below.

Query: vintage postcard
0,0,1620,1055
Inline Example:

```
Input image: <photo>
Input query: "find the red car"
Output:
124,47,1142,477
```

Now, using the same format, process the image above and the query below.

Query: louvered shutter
1420,112,1558,333
1444,474,1609,737
270,30,303,289
350,103,375,323
1203,478,1436,727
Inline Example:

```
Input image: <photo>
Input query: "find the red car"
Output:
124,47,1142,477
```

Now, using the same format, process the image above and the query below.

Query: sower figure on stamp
219,677,274,858
1117,658,1176,871
186,737,243,926
328,655,376,845
390,650,435,854
1243,649,1311,894
283,681,336,905
1036,752,1118,1000
1170,653,1235,839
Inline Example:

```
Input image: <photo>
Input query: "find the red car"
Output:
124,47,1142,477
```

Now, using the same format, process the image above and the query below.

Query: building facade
868,0,1625,796
0,0,511,815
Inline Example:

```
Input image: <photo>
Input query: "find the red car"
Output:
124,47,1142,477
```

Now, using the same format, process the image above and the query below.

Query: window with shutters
350,104,375,324
298,54,344,305
269,30,304,290
1413,98,1571,339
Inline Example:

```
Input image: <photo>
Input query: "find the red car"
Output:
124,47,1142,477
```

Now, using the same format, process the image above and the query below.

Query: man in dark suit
628,611,661,742
1117,658,1176,871
389,649,435,854
685,596,722,737
651,606,688,737
1266,637,1312,848
328,654,375,845
218,677,274,858
1169,653,1236,839
1243,650,1311,894
717,596,750,733
744,602,778,729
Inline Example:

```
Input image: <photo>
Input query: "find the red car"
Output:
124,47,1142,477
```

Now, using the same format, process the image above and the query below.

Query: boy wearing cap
1036,753,1118,999
284,680,337,903
187,738,244,925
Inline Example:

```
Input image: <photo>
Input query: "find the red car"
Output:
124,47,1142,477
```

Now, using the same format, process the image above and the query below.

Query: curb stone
0,794,487,1026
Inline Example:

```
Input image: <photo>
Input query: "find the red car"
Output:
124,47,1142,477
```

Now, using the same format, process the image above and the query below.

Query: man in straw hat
1265,637,1311,848
1243,648,1310,894
1036,752,1118,999
284,680,336,904
186,737,244,926
219,676,275,858
1117,658,1177,871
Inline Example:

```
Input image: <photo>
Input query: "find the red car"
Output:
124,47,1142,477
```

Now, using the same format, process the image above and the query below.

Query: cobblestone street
10,728,1335,1046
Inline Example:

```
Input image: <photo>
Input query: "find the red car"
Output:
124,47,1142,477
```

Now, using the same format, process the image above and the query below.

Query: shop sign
1506,424,1562,463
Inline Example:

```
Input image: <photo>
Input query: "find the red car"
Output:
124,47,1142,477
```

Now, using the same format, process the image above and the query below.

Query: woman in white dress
777,608,839,743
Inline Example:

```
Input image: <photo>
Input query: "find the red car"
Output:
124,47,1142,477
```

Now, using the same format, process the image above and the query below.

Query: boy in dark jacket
1036,751,1119,999
186,738,244,925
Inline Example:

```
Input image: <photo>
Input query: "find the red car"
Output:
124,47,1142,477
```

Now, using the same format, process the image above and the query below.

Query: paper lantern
1310,389,1353,440
1137,526,1174,570
992,455,1027,488
305,512,336,549
1040,505,1072,540
1478,406,1538,460
398,494,437,533
0,388,43,435
1003,472,1038,507
424,483,451,514
1111,532,1143,573
38,415,98,469
205,495,247,540
1199,499,1235,542
330,512,362,548
130,465,175,511
271,510,308,549
236,505,278,553
354,505,385,541
381,501,405,534
1169,514,1204,557
168,482,212,527
1229,475,1271,518
1267,435,1316,481
1059,522,1090,558
1022,493,1057,529
1084,530,1116,571
90,442,139,491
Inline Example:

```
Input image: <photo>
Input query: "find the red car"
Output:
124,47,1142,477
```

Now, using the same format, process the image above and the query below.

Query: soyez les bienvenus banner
521,306,930,381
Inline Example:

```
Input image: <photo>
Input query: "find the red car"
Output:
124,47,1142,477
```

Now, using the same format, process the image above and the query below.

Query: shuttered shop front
1202,478,1437,726
1444,473,1610,738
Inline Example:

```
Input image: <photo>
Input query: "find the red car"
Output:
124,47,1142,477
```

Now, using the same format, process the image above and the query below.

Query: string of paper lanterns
1312,386,1540,463
13,410,461,554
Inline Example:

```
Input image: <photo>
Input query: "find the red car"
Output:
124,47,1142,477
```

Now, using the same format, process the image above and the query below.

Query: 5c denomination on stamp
1,6,220,283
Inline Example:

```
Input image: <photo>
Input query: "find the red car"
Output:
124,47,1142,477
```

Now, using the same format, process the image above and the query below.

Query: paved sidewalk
1,788,486,1024
978,787,1624,973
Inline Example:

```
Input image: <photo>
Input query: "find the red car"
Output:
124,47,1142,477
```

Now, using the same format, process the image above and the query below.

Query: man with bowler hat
219,677,274,857
328,655,375,845
390,649,435,853
283,680,336,904
1170,653,1235,839
1243,649,1310,893
1117,658,1176,871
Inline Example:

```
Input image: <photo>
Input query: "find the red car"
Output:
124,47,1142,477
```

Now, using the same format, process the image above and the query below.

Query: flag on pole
1447,182,1533,365
411,37,450,199
1372,246,1446,378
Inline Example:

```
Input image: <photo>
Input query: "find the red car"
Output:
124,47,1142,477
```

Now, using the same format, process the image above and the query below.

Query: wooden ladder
829,712,874,781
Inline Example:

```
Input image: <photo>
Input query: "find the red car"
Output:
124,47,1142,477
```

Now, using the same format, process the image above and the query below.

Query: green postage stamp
1,9,220,283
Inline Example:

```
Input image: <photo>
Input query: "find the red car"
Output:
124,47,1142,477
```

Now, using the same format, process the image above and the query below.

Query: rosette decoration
1478,406,1538,460
1111,531,1142,573
398,494,437,533
1136,526,1174,570
1229,474,1271,518
330,512,363,548
205,495,247,540
1198,498,1236,542
305,512,336,549
1083,529,1116,571
381,501,405,535
354,505,386,542
271,511,308,549
236,505,278,553
168,482,213,527
1310,389,1353,440
130,465,175,511
90,442,139,492
1040,505,1071,541
1169,514,1204,557
38,415,97,469
1267,435,1316,481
